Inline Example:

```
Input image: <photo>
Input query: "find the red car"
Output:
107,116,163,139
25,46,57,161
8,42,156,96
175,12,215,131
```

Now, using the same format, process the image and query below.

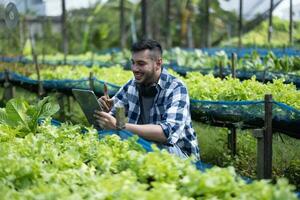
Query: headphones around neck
137,83,158,97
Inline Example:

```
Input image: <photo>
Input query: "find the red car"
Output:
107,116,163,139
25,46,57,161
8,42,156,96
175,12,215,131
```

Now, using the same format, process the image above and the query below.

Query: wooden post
42,47,45,65
89,72,95,92
228,127,237,157
41,18,46,65
252,94,273,179
206,0,210,47
252,129,264,179
57,93,65,121
141,0,149,38
29,22,44,98
268,0,274,43
33,54,44,98
264,94,273,179
90,52,95,67
289,0,293,45
120,0,126,48
219,60,224,79
2,69,15,101
231,53,237,78
238,0,243,48
165,0,171,48
61,0,68,64
201,0,210,47
67,95,71,114
187,0,194,48
19,16,24,52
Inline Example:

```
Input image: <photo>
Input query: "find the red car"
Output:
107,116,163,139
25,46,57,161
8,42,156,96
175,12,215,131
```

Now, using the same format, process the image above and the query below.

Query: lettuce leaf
0,97,59,136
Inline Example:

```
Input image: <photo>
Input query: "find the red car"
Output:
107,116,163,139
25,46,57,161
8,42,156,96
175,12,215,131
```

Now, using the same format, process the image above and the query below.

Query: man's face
131,49,161,86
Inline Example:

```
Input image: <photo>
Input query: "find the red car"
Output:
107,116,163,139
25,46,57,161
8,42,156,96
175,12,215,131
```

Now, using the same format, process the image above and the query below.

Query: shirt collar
157,68,169,90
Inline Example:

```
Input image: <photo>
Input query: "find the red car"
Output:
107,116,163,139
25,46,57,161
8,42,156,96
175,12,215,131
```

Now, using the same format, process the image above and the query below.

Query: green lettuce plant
0,97,59,137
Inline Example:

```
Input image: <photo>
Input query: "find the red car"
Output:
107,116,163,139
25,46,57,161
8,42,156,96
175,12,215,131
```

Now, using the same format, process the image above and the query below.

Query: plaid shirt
110,68,200,160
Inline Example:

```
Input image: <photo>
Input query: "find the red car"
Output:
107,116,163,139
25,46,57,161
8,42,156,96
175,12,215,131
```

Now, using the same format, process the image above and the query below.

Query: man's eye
137,62,146,66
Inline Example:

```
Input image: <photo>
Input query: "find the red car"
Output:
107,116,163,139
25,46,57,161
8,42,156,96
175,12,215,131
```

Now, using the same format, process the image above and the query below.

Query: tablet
72,89,103,129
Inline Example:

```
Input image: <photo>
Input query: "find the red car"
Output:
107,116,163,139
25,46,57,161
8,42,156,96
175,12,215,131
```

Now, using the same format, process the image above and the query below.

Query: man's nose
131,63,138,71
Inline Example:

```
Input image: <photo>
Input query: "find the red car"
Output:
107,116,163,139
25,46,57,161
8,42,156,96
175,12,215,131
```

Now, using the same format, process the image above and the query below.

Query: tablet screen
72,89,103,129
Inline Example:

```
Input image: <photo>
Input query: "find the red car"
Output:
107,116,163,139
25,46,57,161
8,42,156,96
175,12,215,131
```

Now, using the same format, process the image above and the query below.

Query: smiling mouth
134,73,143,80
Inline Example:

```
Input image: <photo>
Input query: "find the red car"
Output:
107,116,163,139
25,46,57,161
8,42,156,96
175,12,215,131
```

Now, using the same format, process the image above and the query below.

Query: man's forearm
125,123,167,143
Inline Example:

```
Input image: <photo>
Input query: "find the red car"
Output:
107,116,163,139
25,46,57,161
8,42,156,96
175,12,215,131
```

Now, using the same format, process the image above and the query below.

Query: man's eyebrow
131,58,147,63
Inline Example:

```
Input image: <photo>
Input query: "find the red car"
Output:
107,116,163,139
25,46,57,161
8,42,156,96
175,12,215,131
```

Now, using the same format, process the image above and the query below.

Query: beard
134,68,157,86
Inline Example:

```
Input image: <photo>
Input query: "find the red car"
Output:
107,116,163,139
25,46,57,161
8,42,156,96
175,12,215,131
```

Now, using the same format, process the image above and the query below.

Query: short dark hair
131,39,162,59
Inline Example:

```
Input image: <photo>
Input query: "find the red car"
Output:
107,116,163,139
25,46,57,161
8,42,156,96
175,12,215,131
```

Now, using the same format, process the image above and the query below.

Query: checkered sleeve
159,84,190,145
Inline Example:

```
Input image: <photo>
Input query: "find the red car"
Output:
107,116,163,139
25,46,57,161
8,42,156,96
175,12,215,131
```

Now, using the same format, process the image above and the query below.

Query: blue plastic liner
2,50,300,88
4,71,120,96
211,68,300,89
2,47,299,65
190,99,300,139
200,47,300,58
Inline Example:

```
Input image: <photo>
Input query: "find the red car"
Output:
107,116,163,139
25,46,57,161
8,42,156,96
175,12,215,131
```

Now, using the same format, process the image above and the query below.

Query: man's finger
99,98,110,112
103,97,113,106
98,111,111,117
96,120,104,129
107,99,114,108
104,83,109,98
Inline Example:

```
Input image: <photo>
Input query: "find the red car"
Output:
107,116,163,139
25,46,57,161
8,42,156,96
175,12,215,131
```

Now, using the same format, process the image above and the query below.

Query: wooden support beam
252,129,264,179
264,94,273,179
238,0,243,48
2,69,15,101
289,0,293,45
219,60,224,79
57,93,65,121
33,54,45,98
231,53,237,78
120,0,126,48
89,72,95,92
61,0,68,64
252,94,273,179
268,0,274,43
141,0,149,39
228,127,237,157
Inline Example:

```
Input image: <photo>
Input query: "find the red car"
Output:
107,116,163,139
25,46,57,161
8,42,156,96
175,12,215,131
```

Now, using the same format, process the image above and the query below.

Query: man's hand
94,110,117,130
98,83,113,112
94,110,167,143
98,96,113,112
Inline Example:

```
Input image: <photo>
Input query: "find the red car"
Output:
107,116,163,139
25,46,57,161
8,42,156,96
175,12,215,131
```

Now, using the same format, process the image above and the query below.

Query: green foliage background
1,0,299,55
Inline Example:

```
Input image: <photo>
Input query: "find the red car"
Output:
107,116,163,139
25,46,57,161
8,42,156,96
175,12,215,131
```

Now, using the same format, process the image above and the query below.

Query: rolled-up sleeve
159,85,189,145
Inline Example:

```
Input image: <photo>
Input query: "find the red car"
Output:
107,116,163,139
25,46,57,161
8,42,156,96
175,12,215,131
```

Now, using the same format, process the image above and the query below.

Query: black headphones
137,83,158,97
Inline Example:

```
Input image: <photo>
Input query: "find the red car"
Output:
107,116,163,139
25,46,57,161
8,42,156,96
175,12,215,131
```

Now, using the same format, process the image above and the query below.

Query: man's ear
155,58,162,70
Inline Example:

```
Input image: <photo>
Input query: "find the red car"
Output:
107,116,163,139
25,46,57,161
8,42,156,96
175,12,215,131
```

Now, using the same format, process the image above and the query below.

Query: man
94,39,200,160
